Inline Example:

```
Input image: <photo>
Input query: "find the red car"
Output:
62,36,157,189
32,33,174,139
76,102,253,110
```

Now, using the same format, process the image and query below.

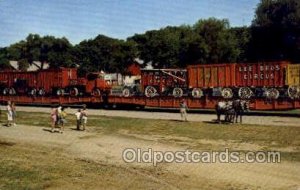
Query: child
75,109,81,130
59,107,67,133
51,107,57,132
56,104,62,125
81,107,88,131
179,99,188,122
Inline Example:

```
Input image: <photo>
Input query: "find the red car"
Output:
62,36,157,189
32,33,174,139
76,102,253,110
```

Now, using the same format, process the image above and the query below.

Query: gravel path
4,106,300,127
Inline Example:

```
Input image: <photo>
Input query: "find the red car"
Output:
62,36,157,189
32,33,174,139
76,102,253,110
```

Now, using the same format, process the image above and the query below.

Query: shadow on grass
42,128,61,133
169,119,189,122
203,120,233,125
1,124,9,127
70,128,84,131
0,140,16,146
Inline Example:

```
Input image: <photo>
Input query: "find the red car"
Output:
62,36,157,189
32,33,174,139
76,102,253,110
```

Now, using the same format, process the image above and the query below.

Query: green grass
0,111,299,189
1,111,299,148
0,144,171,190
1,111,300,160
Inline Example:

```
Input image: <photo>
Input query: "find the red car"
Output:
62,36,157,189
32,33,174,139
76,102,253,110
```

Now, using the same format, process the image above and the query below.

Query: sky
0,0,260,47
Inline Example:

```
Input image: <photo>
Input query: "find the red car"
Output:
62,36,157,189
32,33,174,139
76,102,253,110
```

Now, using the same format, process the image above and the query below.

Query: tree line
0,0,299,75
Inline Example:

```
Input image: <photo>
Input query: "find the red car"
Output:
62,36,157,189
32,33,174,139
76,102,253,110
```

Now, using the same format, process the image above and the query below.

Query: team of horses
215,99,250,124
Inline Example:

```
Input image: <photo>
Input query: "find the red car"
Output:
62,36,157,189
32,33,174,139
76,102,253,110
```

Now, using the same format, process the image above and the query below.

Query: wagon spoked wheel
92,88,101,97
238,87,253,99
191,88,203,98
287,86,299,99
70,87,79,96
56,89,65,96
2,88,9,95
122,88,131,97
172,87,183,98
145,86,157,98
38,89,46,96
265,88,279,99
221,88,233,99
8,88,16,95
30,88,37,96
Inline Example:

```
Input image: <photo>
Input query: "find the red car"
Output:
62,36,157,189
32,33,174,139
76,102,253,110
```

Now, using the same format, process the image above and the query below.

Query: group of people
75,107,88,131
50,105,88,133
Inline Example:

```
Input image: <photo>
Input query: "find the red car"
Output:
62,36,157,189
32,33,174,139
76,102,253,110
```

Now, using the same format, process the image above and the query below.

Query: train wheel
191,88,203,98
70,87,79,96
8,88,16,95
265,88,279,99
173,87,183,98
145,86,157,98
221,88,233,99
122,88,131,97
56,89,65,96
38,89,46,96
287,86,299,99
92,88,101,97
238,87,253,99
29,88,37,96
2,88,9,95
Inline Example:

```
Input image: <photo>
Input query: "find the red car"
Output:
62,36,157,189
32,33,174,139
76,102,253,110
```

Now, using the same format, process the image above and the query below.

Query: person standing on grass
6,101,13,127
75,109,82,130
11,102,17,126
51,106,58,133
81,106,88,131
59,107,67,133
180,99,188,122
56,104,62,125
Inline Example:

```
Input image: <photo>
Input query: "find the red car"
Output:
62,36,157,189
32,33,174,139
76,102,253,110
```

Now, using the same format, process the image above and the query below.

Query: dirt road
0,124,299,190
9,106,300,127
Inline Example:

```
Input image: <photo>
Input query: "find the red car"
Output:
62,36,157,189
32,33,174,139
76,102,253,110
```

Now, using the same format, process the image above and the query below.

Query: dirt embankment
0,124,299,190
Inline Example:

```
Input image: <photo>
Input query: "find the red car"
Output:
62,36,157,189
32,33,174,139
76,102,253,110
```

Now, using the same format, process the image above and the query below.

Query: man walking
6,101,13,127
81,105,88,131
75,109,82,130
180,99,188,122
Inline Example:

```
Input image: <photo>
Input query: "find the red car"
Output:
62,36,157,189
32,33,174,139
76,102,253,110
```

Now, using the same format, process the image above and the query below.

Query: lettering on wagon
239,64,280,80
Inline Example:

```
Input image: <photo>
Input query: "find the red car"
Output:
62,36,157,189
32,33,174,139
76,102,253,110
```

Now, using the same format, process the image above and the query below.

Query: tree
130,26,184,68
253,0,300,28
193,18,240,64
73,34,136,75
18,58,29,71
130,18,240,68
177,25,208,65
0,47,10,69
230,27,251,62
6,34,74,69
251,0,300,61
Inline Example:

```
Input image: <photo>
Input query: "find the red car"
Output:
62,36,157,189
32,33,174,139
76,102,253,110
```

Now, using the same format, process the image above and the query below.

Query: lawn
1,111,299,160
0,111,299,190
